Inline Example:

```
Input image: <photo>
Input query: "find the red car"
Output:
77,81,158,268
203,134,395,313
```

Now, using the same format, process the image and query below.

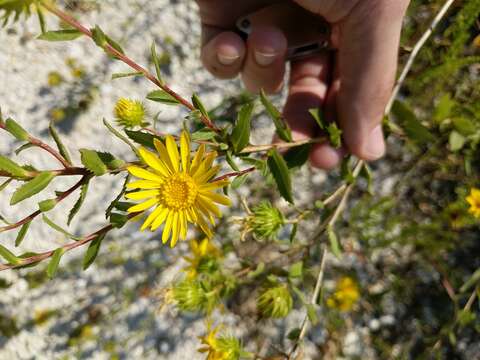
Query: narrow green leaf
191,93,209,118
151,41,165,85
42,215,80,240
0,178,12,192
10,171,55,205
49,122,72,165
5,118,29,140
284,144,311,169
460,268,480,293
146,90,180,105
289,223,298,243
231,102,253,153
38,198,57,212
392,100,434,144
83,234,105,270
449,130,466,152
288,261,303,279
91,25,107,47
124,129,159,149
0,244,20,265
267,149,294,204
191,128,217,141
15,221,30,247
14,143,34,155
231,173,248,189
102,118,139,156
79,149,107,176
36,5,47,34
106,175,130,219
306,304,319,325
225,151,240,171
96,152,125,170
247,262,265,279
37,29,83,41
47,248,65,279
452,117,477,136
327,225,342,258
109,213,128,228
308,108,327,130
105,34,125,55
433,94,454,123
67,180,89,225
0,155,29,178
260,90,292,142
111,71,143,80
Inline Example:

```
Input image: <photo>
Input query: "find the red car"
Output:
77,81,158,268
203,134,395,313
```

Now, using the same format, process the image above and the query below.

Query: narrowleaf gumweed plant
1,0,480,358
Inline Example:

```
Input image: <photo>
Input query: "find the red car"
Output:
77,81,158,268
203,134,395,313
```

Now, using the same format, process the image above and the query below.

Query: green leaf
109,213,129,228
287,328,301,341
326,123,343,148
42,215,80,240
267,149,294,204
306,304,319,325
67,180,89,225
260,90,292,142
48,122,72,165
289,223,297,243
449,130,466,152
38,198,57,212
96,152,125,170
111,71,143,80
91,25,107,47
0,178,12,192
309,108,327,130
106,175,130,219
83,234,105,270
327,225,342,258
231,173,248,189
14,143,34,155
151,41,165,85
460,268,480,293
37,29,83,41
10,171,55,205
191,128,217,141
102,118,139,156
247,262,265,279
80,149,107,176
124,129,159,149
191,93,209,118
392,100,434,144
15,221,30,247
288,261,303,279
0,155,29,178
105,34,125,56
284,144,311,169
146,90,180,105
225,151,240,171
231,102,253,153
0,244,20,265
360,164,374,195
5,118,29,140
433,94,455,123
452,117,477,136
47,248,65,279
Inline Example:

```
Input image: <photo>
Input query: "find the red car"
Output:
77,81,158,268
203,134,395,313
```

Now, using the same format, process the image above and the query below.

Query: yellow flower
126,131,231,247
198,324,242,360
114,98,146,128
183,238,222,278
466,188,480,218
326,277,360,312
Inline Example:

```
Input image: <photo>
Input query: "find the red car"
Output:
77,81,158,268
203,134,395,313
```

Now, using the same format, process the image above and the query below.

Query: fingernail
217,52,239,65
254,50,277,66
364,125,386,159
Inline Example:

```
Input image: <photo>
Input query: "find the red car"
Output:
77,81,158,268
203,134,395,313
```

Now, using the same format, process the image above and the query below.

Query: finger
200,28,246,79
241,26,288,94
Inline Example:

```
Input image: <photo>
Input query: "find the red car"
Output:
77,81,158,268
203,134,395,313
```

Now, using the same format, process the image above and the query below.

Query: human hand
196,0,410,169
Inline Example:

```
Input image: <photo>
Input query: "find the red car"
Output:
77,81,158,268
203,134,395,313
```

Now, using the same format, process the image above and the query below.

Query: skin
195,0,410,169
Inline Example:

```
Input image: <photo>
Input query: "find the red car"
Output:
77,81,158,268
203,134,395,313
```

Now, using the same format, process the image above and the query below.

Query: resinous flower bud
114,98,146,128
250,201,285,241
257,284,293,318
198,324,244,360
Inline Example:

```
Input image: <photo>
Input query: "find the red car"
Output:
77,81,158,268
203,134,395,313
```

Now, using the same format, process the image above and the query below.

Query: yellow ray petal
196,199,217,225
200,192,231,206
165,135,180,172
128,197,158,213
190,143,205,174
127,166,163,182
199,180,229,191
153,138,175,173
197,213,213,238
180,131,191,173
151,207,170,231
194,165,221,184
170,212,180,248
127,180,161,190
162,212,174,244
187,208,198,223
125,189,159,200
141,205,164,231
197,196,222,218
191,152,217,179
138,147,169,177
179,210,188,240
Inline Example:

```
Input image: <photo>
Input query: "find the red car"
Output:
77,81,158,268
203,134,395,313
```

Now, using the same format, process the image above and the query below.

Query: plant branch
213,167,256,182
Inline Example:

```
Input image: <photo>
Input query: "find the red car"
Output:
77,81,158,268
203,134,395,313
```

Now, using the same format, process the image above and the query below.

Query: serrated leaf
5,118,29,140
230,102,253,153
0,244,20,265
47,248,65,279
191,93,209,118
151,41,164,85
67,180,89,225
267,149,293,204
0,155,29,178
449,130,466,152
106,175,130,219
42,214,80,240
392,100,434,144
146,90,180,105
284,144,311,169
83,234,105,270
288,261,303,279
111,71,143,80
96,152,125,170
326,123,343,148
124,129,159,149
48,122,72,165
327,225,342,258
37,29,83,41
15,221,30,247
260,90,292,142
80,149,107,176
10,171,55,205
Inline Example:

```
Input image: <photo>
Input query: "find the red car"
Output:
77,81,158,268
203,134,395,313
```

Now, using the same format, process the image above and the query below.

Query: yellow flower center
159,173,198,210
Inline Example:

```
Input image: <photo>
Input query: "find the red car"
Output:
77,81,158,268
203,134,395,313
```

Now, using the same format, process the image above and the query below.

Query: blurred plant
326,277,360,312
466,187,480,218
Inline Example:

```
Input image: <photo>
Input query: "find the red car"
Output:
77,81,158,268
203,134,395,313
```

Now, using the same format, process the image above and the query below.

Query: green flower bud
173,279,219,313
250,201,285,241
257,284,293,318
216,336,243,360
114,98,146,128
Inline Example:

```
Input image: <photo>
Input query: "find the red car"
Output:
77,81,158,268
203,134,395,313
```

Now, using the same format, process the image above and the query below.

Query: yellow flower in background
198,323,242,360
466,187,480,218
326,277,360,312
183,238,222,278
126,131,231,247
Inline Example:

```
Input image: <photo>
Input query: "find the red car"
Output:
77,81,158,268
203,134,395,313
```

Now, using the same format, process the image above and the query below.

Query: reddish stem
214,167,256,182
